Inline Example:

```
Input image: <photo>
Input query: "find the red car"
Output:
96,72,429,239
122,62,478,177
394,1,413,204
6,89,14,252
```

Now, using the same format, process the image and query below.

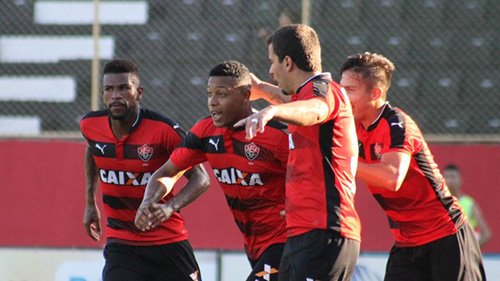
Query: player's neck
110,110,139,139
362,102,386,129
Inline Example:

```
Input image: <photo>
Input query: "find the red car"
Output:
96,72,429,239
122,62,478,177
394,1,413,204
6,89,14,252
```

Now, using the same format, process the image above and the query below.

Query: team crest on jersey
137,144,153,162
244,142,260,161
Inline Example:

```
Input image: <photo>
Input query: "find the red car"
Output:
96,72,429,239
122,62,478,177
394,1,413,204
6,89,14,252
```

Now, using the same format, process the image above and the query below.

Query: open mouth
211,111,224,123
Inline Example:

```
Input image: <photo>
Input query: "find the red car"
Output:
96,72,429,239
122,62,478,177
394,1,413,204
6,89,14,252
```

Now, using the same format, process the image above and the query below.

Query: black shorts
247,243,285,281
278,229,360,281
102,240,202,281
384,223,486,281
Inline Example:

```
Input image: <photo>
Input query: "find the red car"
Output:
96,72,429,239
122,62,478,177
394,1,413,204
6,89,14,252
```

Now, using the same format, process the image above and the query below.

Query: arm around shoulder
356,151,411,192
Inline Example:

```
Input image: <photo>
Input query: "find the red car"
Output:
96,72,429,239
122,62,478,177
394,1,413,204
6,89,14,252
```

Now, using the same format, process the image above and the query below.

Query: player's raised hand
249,73,267,101
234,105,276,140
83,204,101,241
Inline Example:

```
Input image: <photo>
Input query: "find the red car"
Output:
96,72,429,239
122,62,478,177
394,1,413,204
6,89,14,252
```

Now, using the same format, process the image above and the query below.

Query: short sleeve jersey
80,108,188,245
287,73,360,241
357,103,466,247
170,117,289,260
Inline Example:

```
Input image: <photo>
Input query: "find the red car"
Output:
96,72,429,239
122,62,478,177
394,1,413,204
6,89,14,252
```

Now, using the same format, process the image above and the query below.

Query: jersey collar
366,102,390,131
295,72,332,94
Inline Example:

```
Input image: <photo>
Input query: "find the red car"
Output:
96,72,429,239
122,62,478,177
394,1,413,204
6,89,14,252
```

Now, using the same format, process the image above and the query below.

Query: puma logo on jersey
390,121,403,128
209,138,220,151
95,143,107,154
213,168,263,186
99,169,152,186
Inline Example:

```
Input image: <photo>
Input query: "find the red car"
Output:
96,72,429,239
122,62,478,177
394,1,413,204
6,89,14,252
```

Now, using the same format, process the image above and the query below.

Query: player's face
207,76,250,128
102,73,143,120
268,44,292,95
443,169,462,195
341,70,374,124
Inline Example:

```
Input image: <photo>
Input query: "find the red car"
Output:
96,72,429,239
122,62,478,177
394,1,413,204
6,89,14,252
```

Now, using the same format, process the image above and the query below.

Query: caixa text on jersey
99,169,152,186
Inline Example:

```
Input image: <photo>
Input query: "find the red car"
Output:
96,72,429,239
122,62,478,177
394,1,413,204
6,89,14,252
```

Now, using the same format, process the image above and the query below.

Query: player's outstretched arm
250,73,291,104
83,146,101,241
135,160,210,231
234,98,330,140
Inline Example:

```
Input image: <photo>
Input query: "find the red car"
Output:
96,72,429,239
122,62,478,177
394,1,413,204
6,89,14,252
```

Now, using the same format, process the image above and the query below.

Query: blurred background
1,0,499,137
1,0,499,280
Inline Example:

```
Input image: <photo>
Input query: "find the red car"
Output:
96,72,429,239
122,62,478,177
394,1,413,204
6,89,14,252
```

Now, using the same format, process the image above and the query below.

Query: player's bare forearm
357,152,410,192
142,164,177,205
272,98,330,126
142,160,195,205
84,147,99,205
137,163,209,231
168,164,210,211
250,74,290,105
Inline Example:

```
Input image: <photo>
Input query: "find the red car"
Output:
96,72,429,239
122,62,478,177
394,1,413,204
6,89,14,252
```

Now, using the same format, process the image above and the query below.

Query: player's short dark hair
209,60,250,85
266,24,321,72
340,52,395,91
444,163,460,172
103,59,140,84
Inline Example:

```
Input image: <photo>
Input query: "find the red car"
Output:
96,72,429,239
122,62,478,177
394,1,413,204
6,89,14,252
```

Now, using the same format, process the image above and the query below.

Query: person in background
443,163,492,247
340,52,486,281
237,24,360,281
135,60,289,281
80,59,209,281
257,7,301,41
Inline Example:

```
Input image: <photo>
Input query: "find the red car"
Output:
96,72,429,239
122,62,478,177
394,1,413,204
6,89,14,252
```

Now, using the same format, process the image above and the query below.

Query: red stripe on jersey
80,108,188,245
170,117,288,260
358,104,465,247
287,73,360,241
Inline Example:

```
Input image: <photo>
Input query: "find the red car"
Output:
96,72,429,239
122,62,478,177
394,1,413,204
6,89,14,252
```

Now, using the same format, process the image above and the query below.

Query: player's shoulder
189,116,216,136
381,104,406,124
81,109,107,121
141,108,180,128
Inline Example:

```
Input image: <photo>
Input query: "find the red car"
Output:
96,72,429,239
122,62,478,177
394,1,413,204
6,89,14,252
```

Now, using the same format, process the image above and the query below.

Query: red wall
0,140,498,253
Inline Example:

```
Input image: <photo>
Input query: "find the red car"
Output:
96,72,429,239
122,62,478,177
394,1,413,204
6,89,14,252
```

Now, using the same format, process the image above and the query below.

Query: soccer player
443,163,492,247
339,52,486,281
135,60,289,281
80,59,209,281
235,24,360,281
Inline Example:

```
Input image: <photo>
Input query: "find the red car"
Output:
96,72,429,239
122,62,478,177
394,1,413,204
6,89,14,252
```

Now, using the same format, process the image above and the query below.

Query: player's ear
284,56,293,71
137,86,144,101
371,87,383,100
242,85,251,100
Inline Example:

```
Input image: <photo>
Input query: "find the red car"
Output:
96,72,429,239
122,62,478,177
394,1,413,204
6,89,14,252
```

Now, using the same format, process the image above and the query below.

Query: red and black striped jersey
287,73,361,241
357,103,465,247
170,117,289,260
80,108,189,245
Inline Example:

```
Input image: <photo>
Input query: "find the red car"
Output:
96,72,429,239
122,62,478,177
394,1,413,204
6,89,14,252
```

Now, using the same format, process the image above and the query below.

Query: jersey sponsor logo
213,167,263,186
244,142,260,161
209,138,220,151
95,143,107,155
255,264,278,281
137,144,153,162
99,169,152,186
288,133,295,150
